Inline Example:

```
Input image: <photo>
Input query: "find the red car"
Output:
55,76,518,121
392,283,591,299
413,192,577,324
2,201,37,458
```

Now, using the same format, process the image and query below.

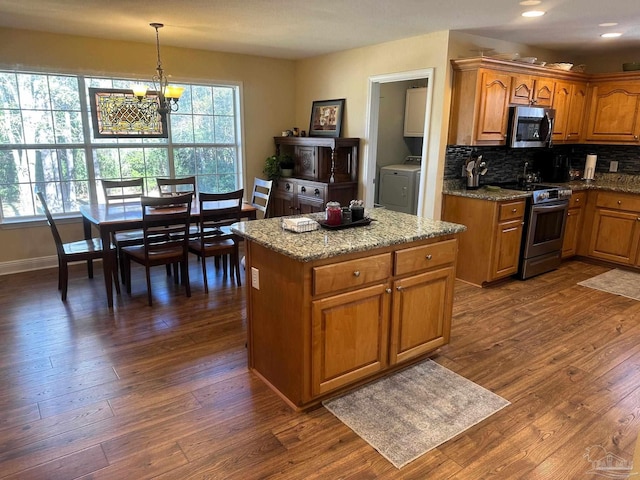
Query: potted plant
279,154,294,177
263,155,282,181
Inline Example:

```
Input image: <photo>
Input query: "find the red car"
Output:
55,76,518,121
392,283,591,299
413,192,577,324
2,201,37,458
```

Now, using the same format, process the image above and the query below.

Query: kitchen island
231,208,466,410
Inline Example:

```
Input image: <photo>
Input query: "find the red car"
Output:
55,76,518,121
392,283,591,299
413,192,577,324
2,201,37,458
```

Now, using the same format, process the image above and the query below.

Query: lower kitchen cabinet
588,191,640,265
562,191,587,258
442,194,525,286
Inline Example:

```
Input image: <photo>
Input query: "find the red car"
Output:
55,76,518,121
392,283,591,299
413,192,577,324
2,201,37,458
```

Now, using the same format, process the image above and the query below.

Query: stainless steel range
502,183,572,280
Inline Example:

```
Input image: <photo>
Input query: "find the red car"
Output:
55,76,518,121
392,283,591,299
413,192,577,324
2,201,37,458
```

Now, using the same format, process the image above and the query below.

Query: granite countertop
443,173,640,201
231,207,466,262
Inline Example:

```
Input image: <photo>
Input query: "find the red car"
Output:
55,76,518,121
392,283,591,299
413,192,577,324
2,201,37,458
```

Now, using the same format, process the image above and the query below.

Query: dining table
80,200,257,308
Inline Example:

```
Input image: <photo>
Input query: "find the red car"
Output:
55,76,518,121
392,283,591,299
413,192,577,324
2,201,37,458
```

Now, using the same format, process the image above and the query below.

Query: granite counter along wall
444,144,640,184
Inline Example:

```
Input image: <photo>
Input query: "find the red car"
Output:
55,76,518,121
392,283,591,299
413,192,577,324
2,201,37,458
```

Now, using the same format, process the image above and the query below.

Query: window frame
0,69,245,224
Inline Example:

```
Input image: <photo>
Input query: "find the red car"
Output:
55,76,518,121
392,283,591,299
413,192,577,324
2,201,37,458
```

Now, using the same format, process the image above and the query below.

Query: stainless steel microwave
507,106,555,148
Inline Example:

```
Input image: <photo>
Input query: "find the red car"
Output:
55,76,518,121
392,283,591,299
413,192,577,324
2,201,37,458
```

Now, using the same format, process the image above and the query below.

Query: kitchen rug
578,269,640,301
322,359,510,469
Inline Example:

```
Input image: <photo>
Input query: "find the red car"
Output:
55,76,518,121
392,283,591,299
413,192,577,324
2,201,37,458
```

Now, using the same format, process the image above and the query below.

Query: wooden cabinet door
295,145,317,179
271,179,296,217
311,283,390,396
490,219,524,280
585,83,640,144
511,75,553,107
552,81,572,142
562,207,582,258
566,82,588,142
475,69,511,143
562,192,587,258
389,266,454,365
588,208,640,264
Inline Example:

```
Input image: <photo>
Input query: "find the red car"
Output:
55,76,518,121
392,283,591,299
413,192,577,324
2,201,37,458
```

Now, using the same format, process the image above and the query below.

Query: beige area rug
578,269,640,301
322,359,510,469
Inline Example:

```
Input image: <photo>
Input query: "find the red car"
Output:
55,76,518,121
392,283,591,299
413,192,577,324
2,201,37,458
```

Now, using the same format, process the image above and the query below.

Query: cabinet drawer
596,191,640,212
394,239,457,276
569,191,587,207
297,181,326,202
313,253,392,296
274,179,296,194
498,200,526,221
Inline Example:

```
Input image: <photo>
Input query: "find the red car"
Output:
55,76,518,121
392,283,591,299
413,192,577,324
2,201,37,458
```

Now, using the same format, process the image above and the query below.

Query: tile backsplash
445,144,640,184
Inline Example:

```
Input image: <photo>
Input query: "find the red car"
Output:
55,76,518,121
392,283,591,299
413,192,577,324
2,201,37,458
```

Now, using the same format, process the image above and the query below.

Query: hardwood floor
1,258,639,479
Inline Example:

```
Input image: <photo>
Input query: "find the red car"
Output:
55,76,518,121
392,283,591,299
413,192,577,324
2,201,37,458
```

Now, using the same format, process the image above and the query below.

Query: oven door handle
532,202,568,213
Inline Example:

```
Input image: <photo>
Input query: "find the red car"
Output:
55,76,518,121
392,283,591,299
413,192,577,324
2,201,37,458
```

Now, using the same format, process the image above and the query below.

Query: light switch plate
251,267,259,290
609,160,619,172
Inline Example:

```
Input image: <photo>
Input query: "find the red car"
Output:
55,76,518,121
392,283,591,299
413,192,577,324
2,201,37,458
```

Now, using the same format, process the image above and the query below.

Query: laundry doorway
363,69,434,216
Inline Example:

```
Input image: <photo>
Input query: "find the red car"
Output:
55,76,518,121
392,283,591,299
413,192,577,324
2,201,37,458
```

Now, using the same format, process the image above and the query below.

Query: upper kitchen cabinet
510,74,554,107
552,80,588,143
449,66,511,146
449,57,588,146
584,73,640,145
404,87,427,137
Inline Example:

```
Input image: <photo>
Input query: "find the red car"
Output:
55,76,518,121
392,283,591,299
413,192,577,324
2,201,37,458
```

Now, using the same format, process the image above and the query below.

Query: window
0,70,242,221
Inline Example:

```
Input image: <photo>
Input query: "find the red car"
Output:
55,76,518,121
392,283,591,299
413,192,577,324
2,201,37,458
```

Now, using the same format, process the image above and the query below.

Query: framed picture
89,88,168,138
309,99,345,138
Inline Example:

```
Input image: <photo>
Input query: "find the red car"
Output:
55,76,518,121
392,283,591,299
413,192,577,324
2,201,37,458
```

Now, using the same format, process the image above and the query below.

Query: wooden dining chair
189,189,244,292
102,178,145,283
121,193,193,306
250,177,273,218
157,176,196,197
37,191,120,301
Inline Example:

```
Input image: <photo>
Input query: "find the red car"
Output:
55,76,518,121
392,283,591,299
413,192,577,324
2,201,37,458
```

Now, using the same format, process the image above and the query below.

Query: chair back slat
198,189,244,242
140,194,193,259
102,178,144,203
250,178,273,217
36,191,65,255
157,176,196,198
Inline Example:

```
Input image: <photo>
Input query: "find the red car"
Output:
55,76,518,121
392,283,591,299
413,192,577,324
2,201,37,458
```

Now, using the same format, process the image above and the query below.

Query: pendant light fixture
132,23,184,116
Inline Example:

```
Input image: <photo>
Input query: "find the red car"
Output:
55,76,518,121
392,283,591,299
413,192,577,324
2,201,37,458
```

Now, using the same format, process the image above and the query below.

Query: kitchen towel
584,154,597,180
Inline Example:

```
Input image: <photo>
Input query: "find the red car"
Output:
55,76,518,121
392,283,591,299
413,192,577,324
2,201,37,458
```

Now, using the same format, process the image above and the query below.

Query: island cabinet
562,190,587,258
442,194,526,286
587,191,640,266
584,76,640,144
238,212,461,410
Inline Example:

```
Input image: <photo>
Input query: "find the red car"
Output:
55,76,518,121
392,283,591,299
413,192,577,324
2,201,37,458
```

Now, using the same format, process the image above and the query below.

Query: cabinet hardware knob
635,135,639,140
353,271,360,277
512,208,517,213
385,288,392,294
575,198,580,202
285,183,291,191
301,186,306,193
618,200,622,205
425,254,433,260
314,189,320,197
396,286,403,291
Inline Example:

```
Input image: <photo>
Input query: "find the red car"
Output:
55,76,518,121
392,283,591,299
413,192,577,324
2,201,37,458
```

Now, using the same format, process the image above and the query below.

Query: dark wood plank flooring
1,258,639,479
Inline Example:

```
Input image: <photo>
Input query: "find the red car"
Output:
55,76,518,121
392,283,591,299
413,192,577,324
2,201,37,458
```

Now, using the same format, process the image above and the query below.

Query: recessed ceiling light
599,22,619,27
519,0,541,5
522,10,546,17
601,32,622,38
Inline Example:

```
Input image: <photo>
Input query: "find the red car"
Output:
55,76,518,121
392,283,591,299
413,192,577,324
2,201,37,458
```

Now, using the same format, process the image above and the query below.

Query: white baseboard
0,256,58,276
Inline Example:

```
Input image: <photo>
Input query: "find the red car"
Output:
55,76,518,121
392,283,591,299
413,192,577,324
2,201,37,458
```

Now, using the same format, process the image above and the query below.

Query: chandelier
132,23,184,116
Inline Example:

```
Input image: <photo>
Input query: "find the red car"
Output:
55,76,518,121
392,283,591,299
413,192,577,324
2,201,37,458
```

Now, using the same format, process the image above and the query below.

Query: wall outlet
251,267,259,290
609,160,619,172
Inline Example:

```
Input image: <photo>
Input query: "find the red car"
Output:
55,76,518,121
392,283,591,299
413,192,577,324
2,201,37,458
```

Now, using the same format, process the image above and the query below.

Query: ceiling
0,0,638,60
